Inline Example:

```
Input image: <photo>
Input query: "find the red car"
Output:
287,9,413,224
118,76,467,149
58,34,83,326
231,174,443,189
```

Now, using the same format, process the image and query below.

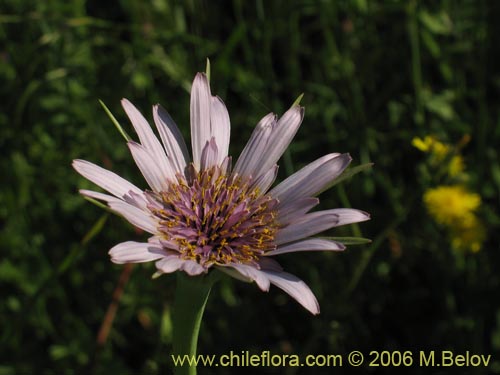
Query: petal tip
194,71,209,82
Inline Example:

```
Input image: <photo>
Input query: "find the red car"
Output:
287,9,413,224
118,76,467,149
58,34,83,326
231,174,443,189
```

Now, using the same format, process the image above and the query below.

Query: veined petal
258,257,284,272
72,159,143,199
264,271,320,315
220,156,232,175
265,238,345,256
327,208,371,226
190,73,212,169
275,211,340,245
108,200,158,234
180,260,207,275
155,256,206,276
256,105,304,177
128,141,174,192
80,189,148,210
233,113,275,178
153,104,190,173
250,165,278,194
270,153,350,201
210,96,230,165
276,197,319,225
216,265,253,283
276,209,369,245
123,190,149,210
227,263,271,291
109,241,168,264
122,99,172,175
155,255,185,274
200,138,219,171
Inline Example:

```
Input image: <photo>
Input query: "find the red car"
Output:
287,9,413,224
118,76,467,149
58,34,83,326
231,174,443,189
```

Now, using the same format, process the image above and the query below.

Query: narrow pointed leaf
205,58,211,83
99,99,132,141
321,236,372,245
292,93,304,106
83,196,113,213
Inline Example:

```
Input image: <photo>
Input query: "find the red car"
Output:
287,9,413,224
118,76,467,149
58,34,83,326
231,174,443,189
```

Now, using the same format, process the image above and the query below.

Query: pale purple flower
73,72,369,314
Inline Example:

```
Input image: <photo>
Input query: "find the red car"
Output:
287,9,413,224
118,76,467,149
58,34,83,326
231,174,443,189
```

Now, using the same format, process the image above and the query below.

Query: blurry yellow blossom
424,185,480,226
415,135,484,253
450,216,485,253
413,135,468,178
411,136,432,152
448,155,465,177
412,136,449,160
424,185,484,252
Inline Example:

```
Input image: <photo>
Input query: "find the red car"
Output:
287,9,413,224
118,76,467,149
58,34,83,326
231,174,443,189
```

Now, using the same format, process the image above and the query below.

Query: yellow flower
423,185,481,227
412,136,433,152
412,136,449,160
450,216,485,253
448,155,465,177
424,185,485,253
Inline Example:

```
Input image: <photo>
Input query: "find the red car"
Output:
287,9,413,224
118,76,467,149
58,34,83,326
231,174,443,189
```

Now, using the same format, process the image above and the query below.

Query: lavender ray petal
128,141,175,192
270,153,350,202
72,159,143,199
258,257,284,272
276,197,319,225
216,266,253,283
109,241,168,264
225,263,271,291
233,113,275,178
121,99,172,175
256,105,304,177
155,255,185,274
153,104,190,173
180,260,207,276
326,208,371,226
210,95,230,166
263,270,320,315
276,209,370,245
250,165,278,194
275,211,340,245
199,137,219,171
265,238,345,256
108,200,158,234
190,73,212,170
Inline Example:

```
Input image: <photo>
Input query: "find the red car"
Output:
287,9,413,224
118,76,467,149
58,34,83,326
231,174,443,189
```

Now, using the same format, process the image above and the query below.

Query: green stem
172,271,220,375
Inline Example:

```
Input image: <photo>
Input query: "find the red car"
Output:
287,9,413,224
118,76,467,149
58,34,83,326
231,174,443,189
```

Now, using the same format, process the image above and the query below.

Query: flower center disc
149,165,278,268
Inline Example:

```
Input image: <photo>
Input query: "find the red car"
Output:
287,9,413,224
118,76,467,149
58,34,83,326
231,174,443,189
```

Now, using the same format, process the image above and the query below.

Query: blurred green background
1,0,500,374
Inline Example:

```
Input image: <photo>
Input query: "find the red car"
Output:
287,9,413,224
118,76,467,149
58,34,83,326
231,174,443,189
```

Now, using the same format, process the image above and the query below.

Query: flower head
424,185,480,227
412,135,467,177
73,72,369,314
423,185,485,252
412,135,450,160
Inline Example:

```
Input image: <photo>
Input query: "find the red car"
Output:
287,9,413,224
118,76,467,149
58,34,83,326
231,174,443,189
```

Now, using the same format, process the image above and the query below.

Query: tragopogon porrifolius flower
73,72,369,314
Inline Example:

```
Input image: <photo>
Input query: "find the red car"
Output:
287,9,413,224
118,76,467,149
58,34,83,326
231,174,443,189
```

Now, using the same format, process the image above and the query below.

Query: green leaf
423,90,455,121
421,29,441,58
81,214,108,245
99,99,131,142
292,93,304,106
419,10,453,35
205,58,211,83
322,236,372,245
83,196,113,213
